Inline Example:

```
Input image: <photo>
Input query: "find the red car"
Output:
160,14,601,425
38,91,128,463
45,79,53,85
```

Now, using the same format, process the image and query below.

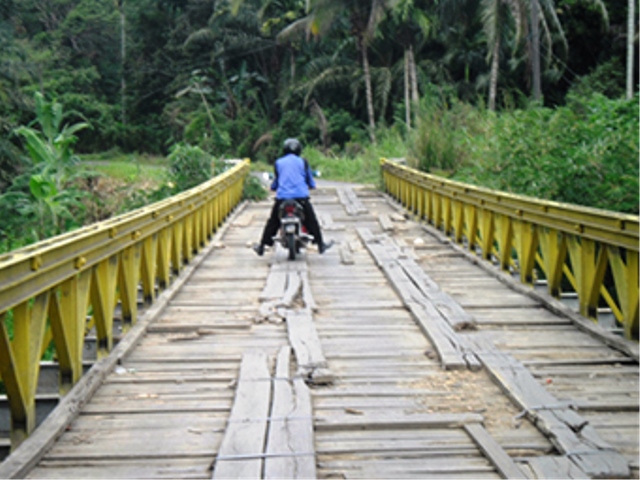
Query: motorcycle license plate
284,224,296,233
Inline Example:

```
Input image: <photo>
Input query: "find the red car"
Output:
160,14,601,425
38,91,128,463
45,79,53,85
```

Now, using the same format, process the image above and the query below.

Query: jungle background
0,0,638,252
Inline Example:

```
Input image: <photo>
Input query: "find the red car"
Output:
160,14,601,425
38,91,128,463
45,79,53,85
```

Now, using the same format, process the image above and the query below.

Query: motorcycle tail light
284,205,296,215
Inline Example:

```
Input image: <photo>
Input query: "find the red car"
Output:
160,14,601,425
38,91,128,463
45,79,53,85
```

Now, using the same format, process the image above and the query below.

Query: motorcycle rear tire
286,233,296,261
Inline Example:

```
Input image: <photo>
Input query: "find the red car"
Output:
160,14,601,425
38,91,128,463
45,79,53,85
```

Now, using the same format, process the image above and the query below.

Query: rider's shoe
318,240,334,254
253,243,265,256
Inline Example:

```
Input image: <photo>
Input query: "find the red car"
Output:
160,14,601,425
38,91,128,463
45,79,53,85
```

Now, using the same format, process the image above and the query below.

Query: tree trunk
409,45,419,104
359,36,377,144
531,0,542,102
120,4,126,128
627,0,635,99
404,49,411,128
489,37,500,111
290,47,296,82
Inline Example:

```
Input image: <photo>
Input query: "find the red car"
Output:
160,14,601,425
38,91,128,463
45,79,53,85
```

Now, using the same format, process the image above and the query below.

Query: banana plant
0,93,89,244
14,92,90,189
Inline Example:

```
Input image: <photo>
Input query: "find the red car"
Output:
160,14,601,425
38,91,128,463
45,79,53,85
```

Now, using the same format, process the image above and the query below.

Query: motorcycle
276,199,314,260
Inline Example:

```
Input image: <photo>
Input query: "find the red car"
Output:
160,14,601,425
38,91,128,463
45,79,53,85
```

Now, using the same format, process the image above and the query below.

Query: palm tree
113,0,126,129
388,0,434,128
480,0,569,109
481,0,526,110
301,0,397,143
627,0,635,99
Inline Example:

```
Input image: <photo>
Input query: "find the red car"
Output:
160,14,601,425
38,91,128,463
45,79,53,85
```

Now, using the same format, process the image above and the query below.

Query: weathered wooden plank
463,423,528,479
280,272,302,307
212,353,272,479
378,213,395,232
357,227,480,371
406,301,467,370
260,268,288,301
315,413,484,431
38,426,223,460
300,271,317,311
320,213,344,231
524,455,588,479
338,188,368,216
231,211,254,227
339,242,355,265
286,310,333,385
470,335,630,479
27,458,214,479
264,347,316,479
398,258,477,331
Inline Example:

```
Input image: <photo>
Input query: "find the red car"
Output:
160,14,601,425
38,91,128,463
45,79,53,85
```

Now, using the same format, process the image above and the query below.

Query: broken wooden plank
286,310,333,385
357,227,480,371
398,257,477,331
469,335,630,479
339,242,355,265
281,272,302,308
464,423,528,479
338,188,368,216
406,301,469,371
212,353,272,479
300,271,317,311
378,213,395,232
264,347,316,479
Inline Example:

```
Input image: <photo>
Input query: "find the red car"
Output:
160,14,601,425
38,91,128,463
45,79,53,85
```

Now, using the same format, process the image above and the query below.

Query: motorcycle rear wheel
286,233,296,261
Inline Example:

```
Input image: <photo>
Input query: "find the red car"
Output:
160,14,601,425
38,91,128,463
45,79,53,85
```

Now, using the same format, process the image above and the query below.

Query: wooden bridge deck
5,185,639,479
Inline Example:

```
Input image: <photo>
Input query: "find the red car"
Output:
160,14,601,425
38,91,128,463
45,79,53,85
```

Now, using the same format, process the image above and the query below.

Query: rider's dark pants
260,198,324,247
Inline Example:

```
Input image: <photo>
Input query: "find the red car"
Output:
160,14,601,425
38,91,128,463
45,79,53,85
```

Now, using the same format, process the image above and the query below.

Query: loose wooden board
212,353,272,479
264,347,316,479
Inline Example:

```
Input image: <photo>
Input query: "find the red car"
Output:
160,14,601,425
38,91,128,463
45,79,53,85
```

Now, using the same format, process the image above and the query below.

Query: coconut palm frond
365,0,390,42
538,0,569,55
302,66,356,105
185,28,217,48
504,0,527,45
373,66,393,118
480,0,503,62
277,17,311,43
587,0,610,28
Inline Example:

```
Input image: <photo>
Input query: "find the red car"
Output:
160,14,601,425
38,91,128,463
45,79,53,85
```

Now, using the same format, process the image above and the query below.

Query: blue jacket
271,153,316,199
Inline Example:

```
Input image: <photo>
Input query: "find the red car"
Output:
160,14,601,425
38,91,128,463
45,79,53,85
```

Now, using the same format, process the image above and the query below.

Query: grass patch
81,152,168,183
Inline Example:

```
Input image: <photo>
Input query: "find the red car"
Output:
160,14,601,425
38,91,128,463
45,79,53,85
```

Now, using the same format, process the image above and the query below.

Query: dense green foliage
0,93,90,249
0,0,637,249
408,93,639,213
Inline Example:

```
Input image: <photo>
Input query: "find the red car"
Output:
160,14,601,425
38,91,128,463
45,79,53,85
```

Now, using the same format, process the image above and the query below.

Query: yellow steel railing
381,158,639,340
0,159,249,449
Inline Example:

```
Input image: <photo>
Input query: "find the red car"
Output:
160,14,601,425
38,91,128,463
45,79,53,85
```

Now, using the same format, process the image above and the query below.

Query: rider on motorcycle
253,138,333,256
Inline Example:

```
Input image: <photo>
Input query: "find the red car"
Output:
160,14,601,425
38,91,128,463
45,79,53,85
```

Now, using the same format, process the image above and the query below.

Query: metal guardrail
381,158,639,340
0,159,249,449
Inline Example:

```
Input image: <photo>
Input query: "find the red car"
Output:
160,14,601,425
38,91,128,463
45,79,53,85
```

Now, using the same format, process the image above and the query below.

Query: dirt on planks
407,366,525,433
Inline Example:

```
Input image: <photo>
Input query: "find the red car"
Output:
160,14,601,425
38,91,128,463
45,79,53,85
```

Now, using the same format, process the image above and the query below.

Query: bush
409,93,639,214
242,174,268,201
167,143,212,191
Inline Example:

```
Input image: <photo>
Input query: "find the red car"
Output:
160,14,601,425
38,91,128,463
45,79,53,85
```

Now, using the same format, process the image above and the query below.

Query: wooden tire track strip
257,254,332,384
212,348,315,479
357,227,481,371
212,249,330,479
358,219,631,478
